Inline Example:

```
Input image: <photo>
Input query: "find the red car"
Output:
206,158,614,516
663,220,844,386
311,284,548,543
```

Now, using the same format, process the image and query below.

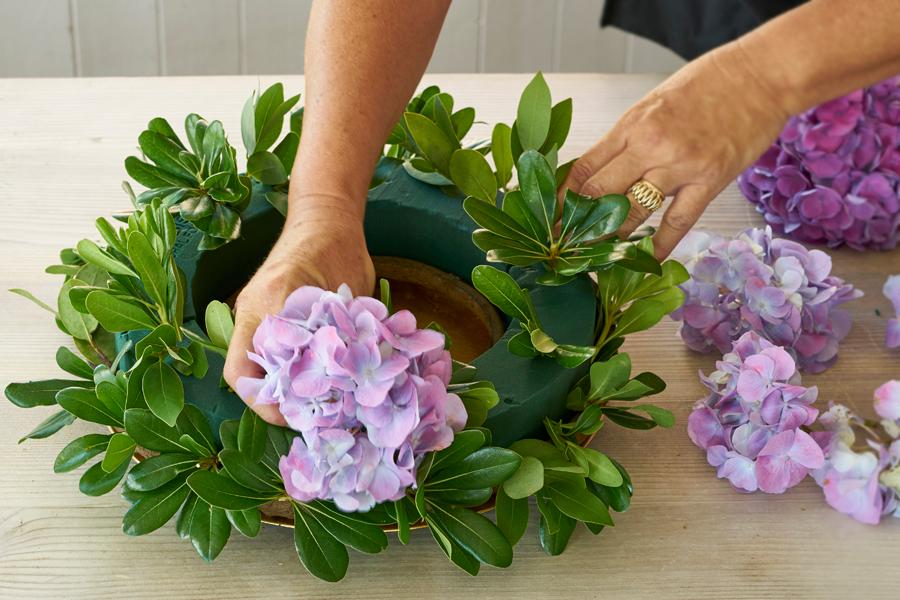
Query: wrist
709,41,792,123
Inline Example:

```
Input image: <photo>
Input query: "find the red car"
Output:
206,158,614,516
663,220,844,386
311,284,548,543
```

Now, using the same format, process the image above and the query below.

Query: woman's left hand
562,42,790,259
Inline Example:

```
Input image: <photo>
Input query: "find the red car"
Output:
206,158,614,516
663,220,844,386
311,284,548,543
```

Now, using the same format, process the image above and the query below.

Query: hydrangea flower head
672,227,861,373
739,76,900,250
236,284,467,512
688,331,824,493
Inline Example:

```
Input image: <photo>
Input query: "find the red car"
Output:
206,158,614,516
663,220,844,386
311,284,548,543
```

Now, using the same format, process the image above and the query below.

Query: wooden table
1,74,897,600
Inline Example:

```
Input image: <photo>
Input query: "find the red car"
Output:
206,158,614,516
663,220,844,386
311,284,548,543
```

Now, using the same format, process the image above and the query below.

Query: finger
559,132,626,201
224,306,287,426
651,184,712,260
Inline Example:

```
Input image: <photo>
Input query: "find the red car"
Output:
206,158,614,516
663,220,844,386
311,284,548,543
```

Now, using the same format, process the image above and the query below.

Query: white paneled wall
0,0,686,77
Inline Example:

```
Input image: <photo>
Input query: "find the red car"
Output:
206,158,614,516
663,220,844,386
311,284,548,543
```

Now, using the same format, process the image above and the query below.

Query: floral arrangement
738,76,899,250
671,226,861,373
688,332,900,524
5,75,687,581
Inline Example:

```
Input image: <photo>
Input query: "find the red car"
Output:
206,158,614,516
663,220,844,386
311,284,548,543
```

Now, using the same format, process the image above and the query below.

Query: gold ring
627,179,665,213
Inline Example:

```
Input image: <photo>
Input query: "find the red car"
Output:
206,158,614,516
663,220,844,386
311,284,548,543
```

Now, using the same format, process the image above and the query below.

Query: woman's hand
222,198,374,424
562,42,790,259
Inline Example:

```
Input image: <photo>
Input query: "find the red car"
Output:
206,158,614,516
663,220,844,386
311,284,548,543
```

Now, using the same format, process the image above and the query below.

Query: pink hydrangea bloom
236,284,466,512
688,331,823,493
874,380,900,423
739,76,900,251
883,275,900,349
672,227,861,373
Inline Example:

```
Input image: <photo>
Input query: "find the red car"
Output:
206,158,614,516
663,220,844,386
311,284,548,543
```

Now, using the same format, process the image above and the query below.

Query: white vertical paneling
76,0,160,76
626,34,685,74
482,0,556,73
557,0,627,73
427,0,480,73
0,0,74,77
161,0,240,75
242,0,311,74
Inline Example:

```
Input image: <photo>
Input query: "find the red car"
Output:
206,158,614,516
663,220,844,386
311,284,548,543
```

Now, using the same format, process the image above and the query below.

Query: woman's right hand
222,198,374,425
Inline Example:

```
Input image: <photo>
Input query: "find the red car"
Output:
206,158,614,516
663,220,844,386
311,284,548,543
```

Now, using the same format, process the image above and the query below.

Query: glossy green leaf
495,487,529,546
187,470,278,511
450,149,498,204
501,190,546,243
404,112,455,175
540,98,572,154
536,496,576,556
507,330,538,358
124,408,194,453
426,502,513,568
142,361,184,427
54,433,110,472
272,131,300,172
305,501,389,554
517,150,558,233
427,447,521,490
247,151,288,185
127,231,167,307
176,404,217,454
425,515,480,576
470,265,533,326
56,386,121,426
226,508,262,538
79,457,129,496
205,300,234,349
566,445,623,487
101,432,136,473
76,239,138,278
185,497,231,562
58,279,98,341
588,354,631,400
85,290,157,332
123,475,191,536
628,404,675,428
502,455,544,499
5,378,89,408
603,407,658,430
611,298,666,339
516,72,552,150
237,408,267,462
55,346,94,379
18,409,76,443
219,449,281,492
545,481,614,525
126,453,198,491
293,504,349,582
430,429,487,472
491,123,514,187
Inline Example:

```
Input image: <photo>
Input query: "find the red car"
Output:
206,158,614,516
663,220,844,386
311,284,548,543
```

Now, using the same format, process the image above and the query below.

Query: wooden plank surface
0,74,897,599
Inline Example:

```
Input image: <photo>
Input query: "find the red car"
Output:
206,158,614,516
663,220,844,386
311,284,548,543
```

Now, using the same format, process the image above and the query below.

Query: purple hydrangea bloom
687,331,824,493
672,227,862,373
883,275,900,348
739,76,900,250
236,284,467,512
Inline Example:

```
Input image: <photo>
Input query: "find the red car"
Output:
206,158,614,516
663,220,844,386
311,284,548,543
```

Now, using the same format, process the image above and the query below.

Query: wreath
5,74,687,581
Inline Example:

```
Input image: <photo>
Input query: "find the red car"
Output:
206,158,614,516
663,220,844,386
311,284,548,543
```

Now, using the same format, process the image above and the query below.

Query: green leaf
628,404,675,428
426,502,513,568
616,248,662,276
101,432,135,473
142,361,184,427
76,239,138,278
219,449,281,492
247,151,288,185
509,439,582,473
491,123,514,188
205,301,234,349
18,409,76,443
507,330,538,358
564,193,631,244
176,404,217,454
394,499,410,545
5,378,89,408
451,107,476,139
96,380,126,417
206,204,241,241
450,149,498,204
425,515,480,576
544,481,615,525
540,98,573,154
536,496,576,556
430,429,486,472
55,346,94,379
611,298,666,339
127,231,168,307
186,470,278,511
529,329,558,354
553,344,595,368
305,501,389,554
427,447,521,490
428,487,492,507
58,279,98,341
54,433,110,472
463,196,535,244
226,508,261,538
603,407,658,430
517,150,558,233
589,354,631,400
56,386,121,426
502,455,544,499
404,112,455,175
470,265,534,326
495,487,529,546
126,453,198,491
293,504,349,582
79,457,129,496
501,190,546,243
137,130,195,182
124,408,193,453
566,445,623,487
516,72,552,151
237,408,267,462
85,290,157,332
185,497,231,561
272,131,300,172
10,288,57,314
123,475,191,536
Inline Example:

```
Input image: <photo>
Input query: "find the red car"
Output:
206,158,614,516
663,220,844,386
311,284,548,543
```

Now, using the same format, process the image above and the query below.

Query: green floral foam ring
116,160,595,445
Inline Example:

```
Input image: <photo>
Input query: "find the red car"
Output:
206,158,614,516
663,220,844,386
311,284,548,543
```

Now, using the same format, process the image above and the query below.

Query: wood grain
0,74,897,600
